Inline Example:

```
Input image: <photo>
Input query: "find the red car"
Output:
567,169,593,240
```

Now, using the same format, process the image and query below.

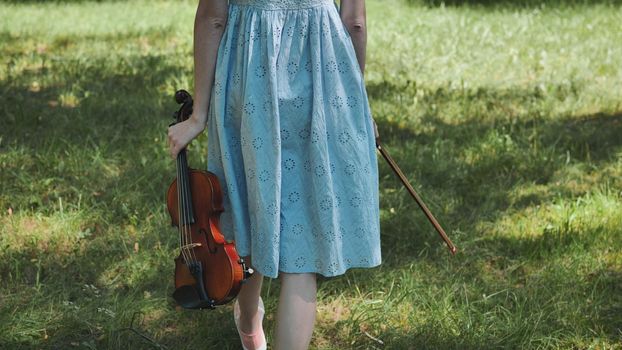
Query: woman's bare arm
339,0,367,76
168,0,228,159
191,0,229,126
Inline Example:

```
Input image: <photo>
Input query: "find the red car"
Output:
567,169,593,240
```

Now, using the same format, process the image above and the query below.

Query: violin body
166,90,252,310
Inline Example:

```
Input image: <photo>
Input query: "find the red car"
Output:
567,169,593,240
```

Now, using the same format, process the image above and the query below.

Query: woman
167,0,380,349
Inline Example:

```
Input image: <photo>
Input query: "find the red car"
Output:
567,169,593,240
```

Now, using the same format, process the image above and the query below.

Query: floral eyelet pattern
288,191,300,203
292,224,303,235
284,158,296,170
330,95,344,109
244,102,256,115
252,137,264,150
259,169,270,182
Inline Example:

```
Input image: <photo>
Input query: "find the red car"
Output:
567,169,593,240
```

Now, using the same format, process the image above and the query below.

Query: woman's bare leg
236,255,264,334
274,272,317,350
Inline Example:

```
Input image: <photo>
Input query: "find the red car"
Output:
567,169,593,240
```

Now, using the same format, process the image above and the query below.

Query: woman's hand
167,115,206,159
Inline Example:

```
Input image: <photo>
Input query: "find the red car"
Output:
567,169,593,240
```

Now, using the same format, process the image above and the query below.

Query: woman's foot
234,296,266,350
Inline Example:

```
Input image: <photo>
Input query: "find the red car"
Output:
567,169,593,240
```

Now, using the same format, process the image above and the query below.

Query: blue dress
206,0,381,279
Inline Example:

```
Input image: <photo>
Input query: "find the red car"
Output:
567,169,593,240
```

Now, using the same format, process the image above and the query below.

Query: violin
166,89,253,309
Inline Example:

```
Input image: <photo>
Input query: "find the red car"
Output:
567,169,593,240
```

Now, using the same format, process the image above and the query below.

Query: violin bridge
181,243,202,251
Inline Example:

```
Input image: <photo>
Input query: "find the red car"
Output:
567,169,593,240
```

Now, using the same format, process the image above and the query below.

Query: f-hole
201,228,218,254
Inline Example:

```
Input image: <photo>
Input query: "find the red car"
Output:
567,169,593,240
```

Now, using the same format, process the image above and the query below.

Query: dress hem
253,260,382,279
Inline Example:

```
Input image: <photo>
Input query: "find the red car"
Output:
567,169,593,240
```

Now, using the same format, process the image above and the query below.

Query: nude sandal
233,296,267,350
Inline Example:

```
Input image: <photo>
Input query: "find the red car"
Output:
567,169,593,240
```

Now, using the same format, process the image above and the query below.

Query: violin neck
176,148,195,226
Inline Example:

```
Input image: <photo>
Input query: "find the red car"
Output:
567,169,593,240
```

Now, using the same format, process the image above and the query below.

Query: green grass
1,0,621,348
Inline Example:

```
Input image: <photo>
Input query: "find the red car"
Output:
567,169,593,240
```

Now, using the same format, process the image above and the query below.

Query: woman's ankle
238,309,262,334
236,295,264,334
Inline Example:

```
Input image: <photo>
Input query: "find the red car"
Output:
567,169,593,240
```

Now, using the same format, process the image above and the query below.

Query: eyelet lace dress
206,0,381,278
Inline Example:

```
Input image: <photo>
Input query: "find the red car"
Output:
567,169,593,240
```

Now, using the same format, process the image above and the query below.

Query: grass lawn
1,0,621,348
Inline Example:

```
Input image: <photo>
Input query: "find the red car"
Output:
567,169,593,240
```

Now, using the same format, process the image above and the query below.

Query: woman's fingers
170,142,179,160
167,124,185,160
167,118,204,160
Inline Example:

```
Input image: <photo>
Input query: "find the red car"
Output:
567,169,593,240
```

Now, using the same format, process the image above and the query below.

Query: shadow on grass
367,79,621,255
0,52,228,349
0,51,195,215
1,47,621,348
361,79,622,347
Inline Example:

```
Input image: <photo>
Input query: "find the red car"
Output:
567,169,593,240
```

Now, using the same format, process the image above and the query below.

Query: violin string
177,156,184,263
178,155,190,265
177,160,186,264
182,161,193,264
187,169,198,264
182,155,198,264
182,167,192,264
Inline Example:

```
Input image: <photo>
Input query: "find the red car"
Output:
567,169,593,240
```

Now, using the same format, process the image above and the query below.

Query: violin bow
372,119,458,255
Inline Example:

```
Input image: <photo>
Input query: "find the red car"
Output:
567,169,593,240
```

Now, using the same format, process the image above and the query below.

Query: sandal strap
234,298,267,350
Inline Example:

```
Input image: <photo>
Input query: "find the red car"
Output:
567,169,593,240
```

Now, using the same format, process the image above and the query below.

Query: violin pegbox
174,89,194,124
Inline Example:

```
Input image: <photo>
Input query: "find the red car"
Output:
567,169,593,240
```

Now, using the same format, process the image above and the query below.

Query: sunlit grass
1,0,621,349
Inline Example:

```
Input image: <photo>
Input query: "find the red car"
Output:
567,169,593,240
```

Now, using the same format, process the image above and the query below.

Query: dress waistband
229,0,335,10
